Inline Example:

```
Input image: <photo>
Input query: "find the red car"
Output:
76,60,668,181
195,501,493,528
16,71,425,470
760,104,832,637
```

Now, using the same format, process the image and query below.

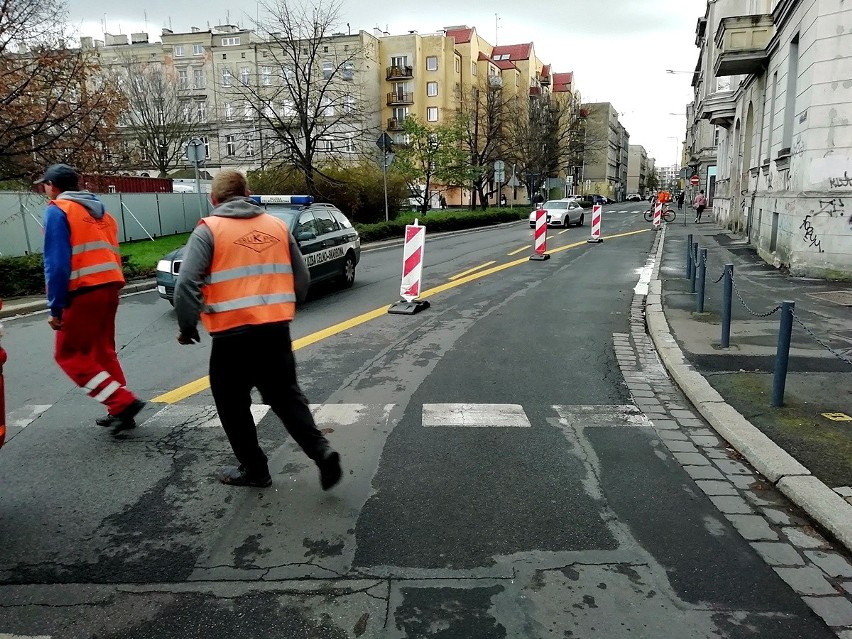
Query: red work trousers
54,285,137,416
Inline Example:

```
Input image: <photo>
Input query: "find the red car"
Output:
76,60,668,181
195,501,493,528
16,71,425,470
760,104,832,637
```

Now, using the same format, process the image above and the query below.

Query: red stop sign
690,175,700,186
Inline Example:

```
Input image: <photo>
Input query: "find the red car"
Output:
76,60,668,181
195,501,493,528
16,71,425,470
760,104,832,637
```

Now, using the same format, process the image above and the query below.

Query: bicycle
644,206,676,223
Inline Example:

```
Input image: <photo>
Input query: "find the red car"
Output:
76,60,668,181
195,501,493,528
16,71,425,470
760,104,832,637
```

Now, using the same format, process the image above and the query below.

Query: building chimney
131,32,148,43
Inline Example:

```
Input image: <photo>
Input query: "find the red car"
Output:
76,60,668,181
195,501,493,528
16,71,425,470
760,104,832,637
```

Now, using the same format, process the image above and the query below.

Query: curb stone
0,280,158,319
644,225,852,554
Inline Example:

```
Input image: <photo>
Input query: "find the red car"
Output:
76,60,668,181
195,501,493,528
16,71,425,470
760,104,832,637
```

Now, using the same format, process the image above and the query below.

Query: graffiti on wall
829,172,852,189
811,198,846,218
799,215,824,252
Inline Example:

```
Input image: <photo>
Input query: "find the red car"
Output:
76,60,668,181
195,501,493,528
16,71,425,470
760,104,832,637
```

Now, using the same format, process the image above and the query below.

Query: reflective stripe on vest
199,214,296,333
52,199,125,291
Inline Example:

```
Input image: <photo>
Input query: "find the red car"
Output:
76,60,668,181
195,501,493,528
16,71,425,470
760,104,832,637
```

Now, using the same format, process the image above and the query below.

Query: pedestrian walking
693,189,708,223
173,169,342,490
36,164,145,434
677,191,685,210
500,194,507,207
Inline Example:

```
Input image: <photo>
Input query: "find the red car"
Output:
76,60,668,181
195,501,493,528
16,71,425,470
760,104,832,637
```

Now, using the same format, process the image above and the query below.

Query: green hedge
0,208,527,299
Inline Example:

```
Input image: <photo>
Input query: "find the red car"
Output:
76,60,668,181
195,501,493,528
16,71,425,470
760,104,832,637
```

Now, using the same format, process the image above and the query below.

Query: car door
293,211,325,280
310,208,343,281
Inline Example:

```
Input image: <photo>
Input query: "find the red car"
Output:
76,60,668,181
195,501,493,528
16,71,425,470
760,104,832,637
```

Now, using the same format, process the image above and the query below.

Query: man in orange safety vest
173,170,341,490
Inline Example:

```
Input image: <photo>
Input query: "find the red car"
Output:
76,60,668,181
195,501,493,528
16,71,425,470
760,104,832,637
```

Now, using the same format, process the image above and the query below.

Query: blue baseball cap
34,164,80,189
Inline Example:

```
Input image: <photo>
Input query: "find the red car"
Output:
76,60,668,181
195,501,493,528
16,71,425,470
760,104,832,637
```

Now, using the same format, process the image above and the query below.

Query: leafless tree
458,75,512,210
106,56,206,177
225,0,378,196
0,0,125,181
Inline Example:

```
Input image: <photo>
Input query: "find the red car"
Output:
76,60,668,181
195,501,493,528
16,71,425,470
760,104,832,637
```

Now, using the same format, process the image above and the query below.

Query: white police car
156,195,361,304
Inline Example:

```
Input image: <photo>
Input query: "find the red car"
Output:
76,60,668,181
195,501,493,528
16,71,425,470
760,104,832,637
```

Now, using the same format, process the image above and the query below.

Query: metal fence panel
119,194,162,241
0,193,31,256
158,193,188,235
19,192,47,254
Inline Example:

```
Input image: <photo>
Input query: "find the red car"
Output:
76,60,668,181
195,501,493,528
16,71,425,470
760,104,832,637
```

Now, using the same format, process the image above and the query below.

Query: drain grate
808,290,852,306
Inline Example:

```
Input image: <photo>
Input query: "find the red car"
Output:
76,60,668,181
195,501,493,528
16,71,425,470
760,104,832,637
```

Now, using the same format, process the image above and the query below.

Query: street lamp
665,69,693,74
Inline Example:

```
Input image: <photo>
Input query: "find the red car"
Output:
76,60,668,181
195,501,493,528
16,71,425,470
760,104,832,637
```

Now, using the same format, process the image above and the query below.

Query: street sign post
690,175,700,186
186,138,206,217
377,133,394,221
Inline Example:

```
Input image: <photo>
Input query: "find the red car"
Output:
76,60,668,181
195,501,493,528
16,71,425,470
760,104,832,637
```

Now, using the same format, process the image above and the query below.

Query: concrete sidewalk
646,219,852,552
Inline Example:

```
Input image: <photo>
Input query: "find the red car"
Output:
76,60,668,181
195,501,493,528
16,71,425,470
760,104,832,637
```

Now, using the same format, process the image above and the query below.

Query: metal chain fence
790,309,852,366
730,276,783,317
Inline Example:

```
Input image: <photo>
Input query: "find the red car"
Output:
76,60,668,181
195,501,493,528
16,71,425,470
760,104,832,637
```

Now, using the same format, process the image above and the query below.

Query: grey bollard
696,248,707,313
772,301,795,407
721,264,733,348
689,242,699,293
686,233,693,279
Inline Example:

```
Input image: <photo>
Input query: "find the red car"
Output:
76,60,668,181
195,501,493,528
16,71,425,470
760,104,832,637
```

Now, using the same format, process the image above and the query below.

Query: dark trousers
209,322,327,475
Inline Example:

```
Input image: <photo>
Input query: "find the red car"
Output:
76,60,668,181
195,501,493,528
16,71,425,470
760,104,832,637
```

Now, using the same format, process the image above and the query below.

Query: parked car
0,298,6,450
626,193,642,201
156,195,361,305
528,198,585,228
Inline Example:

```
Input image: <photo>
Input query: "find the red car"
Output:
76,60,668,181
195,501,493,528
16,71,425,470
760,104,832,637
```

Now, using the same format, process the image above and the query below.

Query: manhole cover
808,290,852,306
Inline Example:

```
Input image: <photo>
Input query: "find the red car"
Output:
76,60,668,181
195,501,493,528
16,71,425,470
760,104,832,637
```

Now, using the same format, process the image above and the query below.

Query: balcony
714,14,773,76
488,75,503,88
699,90,736,126
387,117,406,131
386,65,413,80
386,92,414,106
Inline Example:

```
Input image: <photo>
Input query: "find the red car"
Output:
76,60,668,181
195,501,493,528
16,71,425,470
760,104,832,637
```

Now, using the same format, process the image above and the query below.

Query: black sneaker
219,465,272,488
317,450,342,491
96,414,112,427
104,399,146,435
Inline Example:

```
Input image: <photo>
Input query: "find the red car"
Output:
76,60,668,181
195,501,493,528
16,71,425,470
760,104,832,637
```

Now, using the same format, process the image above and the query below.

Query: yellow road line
448,261,496,280
151,227,650,404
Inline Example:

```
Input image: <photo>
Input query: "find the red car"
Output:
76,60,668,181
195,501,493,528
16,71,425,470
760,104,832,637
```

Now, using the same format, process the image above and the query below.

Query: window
245,137,254,157
282,99,295,116
713,126,720,147
313,209,339,235
323,46,329,53
225,134,236,156
427,81,438,97
193,68,205,89
342,62,354,80
343,94,355,114
178,68,188,89
426,56,438,71
471,61,477,76
222,68,232,87
766,71,778,160
515,72,519,87
244,102,253,120
282,66,295,83
427,106,438,122
391,55,408,68
321,96,334,117
322,61,333,79
182,102,192,123
264,101,274,118
224,102,233,121
455,57,460,73
174,45,184,57
781,35,799,153
262,66,272,85
240,67,250,84
296,211,319,237
392,106,408,123
222,36,240,46
201,136,210,158
221,54,227,60
193,44,204,56
344,134,355,153
196,100,207,122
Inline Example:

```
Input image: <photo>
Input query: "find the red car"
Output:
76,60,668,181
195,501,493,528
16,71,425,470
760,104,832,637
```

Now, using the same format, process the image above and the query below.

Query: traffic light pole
383,147,389,222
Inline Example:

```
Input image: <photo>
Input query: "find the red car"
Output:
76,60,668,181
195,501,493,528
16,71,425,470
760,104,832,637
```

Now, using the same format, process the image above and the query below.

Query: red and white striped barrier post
653,201,662,230
388,219,431,315
587,204,603,243
529,206,550,261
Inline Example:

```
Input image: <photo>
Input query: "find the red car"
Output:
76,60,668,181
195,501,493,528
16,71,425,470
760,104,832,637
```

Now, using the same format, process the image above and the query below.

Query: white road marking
142,404,270,428
634,256,656,296
422,403,531,427
8,404,51,430
553,405,651,428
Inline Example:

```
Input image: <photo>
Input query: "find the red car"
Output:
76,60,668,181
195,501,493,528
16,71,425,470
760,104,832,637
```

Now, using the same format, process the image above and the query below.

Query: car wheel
576,214,584,227
339,252,356,288
564,217,571,229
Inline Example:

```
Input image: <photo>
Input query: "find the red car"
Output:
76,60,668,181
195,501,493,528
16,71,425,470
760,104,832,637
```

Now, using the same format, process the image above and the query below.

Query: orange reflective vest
200,214,296,334
658,191,671,204
52,199,125,292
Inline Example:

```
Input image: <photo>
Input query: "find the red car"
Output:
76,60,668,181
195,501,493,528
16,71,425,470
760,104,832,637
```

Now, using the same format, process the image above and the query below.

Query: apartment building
656,164,680,191
580,102,630,201
627,145,648,196
690,0,852,276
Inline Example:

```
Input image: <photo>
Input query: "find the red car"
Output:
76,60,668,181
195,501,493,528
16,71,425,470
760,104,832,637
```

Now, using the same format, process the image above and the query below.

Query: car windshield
544,201,568,209
264,205,302,230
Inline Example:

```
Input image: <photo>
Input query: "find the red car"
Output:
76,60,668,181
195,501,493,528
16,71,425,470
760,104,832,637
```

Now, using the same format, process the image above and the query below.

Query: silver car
528,198,585,228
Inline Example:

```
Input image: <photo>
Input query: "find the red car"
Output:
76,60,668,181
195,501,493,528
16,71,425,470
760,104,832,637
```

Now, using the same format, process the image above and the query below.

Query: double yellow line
152,228,650,404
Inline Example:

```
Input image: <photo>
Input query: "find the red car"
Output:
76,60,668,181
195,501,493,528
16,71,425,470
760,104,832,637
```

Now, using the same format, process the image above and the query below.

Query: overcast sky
70,0,704,167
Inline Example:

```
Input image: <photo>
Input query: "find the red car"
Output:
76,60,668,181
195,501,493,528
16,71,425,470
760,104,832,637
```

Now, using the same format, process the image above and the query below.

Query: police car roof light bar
251,195,314,205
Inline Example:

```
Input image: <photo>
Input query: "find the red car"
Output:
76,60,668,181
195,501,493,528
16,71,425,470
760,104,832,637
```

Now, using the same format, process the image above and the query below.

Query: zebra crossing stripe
553,405,651,427
422,403,531,427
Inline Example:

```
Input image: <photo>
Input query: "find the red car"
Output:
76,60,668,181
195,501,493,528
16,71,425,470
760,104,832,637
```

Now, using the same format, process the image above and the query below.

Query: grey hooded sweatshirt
173,196,310,337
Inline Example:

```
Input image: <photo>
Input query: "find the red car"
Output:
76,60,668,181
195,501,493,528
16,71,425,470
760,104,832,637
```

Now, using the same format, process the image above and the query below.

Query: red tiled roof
493,59,518,71
541,64,551,78
552,72,574,92
491,43,532,61
477,52,490,61
446,27,473,43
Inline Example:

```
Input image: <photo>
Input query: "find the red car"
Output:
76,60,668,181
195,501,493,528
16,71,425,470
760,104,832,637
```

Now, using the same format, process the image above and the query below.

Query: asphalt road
0,202,837,638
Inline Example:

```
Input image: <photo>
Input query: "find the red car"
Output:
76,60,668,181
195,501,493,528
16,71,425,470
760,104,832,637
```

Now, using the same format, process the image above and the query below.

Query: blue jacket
43,192,108,318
